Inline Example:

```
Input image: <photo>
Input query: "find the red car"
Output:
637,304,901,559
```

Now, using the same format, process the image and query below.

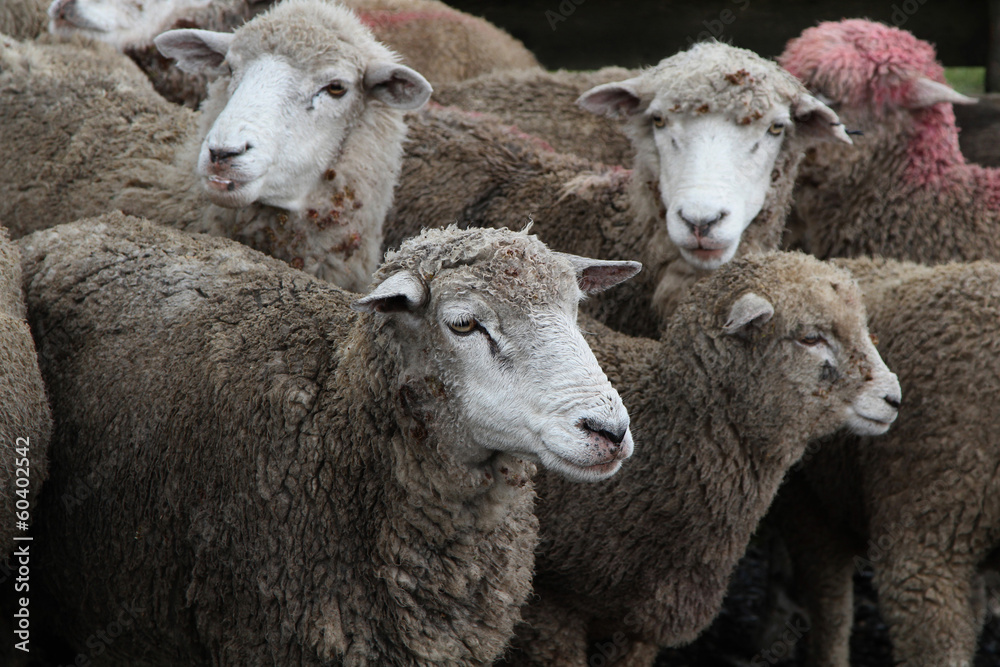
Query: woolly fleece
16,212,614,665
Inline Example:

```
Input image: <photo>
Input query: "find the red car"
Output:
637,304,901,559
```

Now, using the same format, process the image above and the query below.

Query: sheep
778,19,1000,265
430,66,635,166
45,0,539,107
0,227,51,559
526,27,1000,666
497,250,900,666
758,255,1000,667
385,41,850,338
16,211,641,666
0,0,432,292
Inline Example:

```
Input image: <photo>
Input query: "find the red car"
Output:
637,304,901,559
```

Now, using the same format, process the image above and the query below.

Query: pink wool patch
780,19,946,109
356,10,472,29
780,19,991,189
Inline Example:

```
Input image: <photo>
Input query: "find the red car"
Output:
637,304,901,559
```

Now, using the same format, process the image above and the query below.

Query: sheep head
780,19,975,122
678,251,900,458
579,41,850,271
155,0,431,211
353,226,641,483
48,0,214,48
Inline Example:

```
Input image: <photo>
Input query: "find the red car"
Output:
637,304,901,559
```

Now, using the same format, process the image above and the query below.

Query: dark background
447,0,989,71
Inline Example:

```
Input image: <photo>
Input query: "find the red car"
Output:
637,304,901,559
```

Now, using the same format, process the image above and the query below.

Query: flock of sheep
0,1,996,666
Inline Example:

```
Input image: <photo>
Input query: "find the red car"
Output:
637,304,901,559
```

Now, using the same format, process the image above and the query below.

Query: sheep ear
364,63,432,110
578,80,644,118
723,292,774,336
792,93,852,144
351,270,428,314
155,29,233,74
557,254,642,295
904,77,977,109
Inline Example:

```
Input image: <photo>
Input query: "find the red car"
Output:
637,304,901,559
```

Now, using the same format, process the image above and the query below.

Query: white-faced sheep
778,19,1000,265
385,41,850,338
499,251,900,666
0,227,51,559
45,0,539,107
16,212,640,666
1,0,432,292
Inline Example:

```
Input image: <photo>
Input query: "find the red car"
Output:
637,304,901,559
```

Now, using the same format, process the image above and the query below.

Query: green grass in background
945,67,985,95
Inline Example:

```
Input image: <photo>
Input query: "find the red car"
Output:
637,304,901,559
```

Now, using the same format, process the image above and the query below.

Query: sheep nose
884,394,901,410
51,0,73,20
678,207,728,235
209,144,250,164
581,418,628,450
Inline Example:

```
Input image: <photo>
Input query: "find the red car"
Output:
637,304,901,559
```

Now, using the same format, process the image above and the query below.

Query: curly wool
780,19,1000,263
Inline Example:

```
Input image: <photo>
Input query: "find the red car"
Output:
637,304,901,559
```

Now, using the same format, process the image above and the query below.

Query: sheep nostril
209,144,249,164
582,419,627,447
885,395,901,409
677,208,729,233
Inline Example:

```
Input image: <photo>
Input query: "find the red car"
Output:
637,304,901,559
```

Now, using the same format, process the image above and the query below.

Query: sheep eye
448,317,477,335
325,82,347,98
652,114,666,128
799,333,826,347
768,122,786,136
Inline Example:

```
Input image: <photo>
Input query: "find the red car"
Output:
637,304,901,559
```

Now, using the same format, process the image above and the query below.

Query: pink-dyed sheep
779,19,1000,265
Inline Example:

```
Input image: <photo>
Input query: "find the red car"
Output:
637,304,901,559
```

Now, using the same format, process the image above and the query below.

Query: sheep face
354,229,641,483
154,0,431,211
48,0,210,48
578,42,850,271
694,254,901,447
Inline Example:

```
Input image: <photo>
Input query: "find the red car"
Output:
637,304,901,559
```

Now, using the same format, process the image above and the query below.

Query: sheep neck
625,142,799,323
795,105,1000,261
317,324,537,664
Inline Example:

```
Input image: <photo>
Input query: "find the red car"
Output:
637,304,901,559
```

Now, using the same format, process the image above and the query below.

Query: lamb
778,19,1000,265
45,0,539,107
16,211,640,666
385,41,850,338
0,0,432,292
430,66,635,166
498,251,900,666
757,256,1000,667
0,227,51,558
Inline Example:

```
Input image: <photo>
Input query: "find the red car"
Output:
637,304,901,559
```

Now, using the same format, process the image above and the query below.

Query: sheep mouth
206,175,251,194
551,454,624,480
688,247,727,261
